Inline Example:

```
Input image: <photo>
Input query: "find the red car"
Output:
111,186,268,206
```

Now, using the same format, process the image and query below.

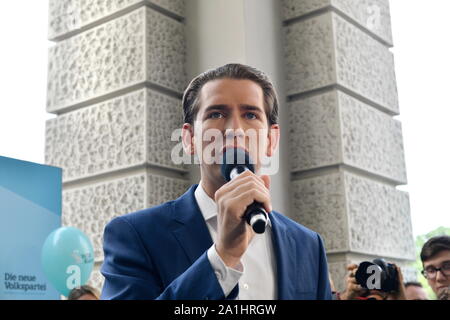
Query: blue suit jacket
100,184,332,300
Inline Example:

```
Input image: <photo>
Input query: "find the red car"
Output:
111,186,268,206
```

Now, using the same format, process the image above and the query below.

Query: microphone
220,147,269,234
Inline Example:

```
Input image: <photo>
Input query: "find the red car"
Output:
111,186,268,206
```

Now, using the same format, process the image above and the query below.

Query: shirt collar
194,181,218,222
194,181,272,227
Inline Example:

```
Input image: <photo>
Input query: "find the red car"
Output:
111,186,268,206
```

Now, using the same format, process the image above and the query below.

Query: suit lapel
169,185,297,299
170,184,214,264
270,212,297,299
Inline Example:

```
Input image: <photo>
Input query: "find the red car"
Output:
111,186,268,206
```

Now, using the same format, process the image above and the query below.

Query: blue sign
0,156,61,300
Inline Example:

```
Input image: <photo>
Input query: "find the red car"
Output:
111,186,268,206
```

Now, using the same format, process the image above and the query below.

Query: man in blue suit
101,64,332,300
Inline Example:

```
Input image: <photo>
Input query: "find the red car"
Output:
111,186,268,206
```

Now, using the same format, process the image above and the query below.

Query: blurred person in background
404,282,428,300
68,285,99,300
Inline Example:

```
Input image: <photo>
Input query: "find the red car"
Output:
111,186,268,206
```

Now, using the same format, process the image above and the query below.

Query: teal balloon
41,227,94,297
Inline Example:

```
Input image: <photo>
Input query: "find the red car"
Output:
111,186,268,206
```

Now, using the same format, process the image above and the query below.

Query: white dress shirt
194,181,277,300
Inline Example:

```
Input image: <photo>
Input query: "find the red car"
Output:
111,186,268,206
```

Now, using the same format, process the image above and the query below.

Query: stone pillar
282,0,415,291
45,0,189,292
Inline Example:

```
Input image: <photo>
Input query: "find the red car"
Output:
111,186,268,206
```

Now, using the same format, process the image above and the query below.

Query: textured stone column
45,0,188,292
282,0,415,291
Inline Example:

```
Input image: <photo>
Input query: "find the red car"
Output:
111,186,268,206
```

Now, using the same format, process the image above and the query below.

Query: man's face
183,78,279,185
423,249,450,296
405,285,428,300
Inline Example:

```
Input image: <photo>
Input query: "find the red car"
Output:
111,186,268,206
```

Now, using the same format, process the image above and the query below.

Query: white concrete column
46,0,189,291
282,0,415,291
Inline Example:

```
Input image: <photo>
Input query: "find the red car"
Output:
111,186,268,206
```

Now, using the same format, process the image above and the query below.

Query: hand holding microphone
214,147,272,268
221,148,270,234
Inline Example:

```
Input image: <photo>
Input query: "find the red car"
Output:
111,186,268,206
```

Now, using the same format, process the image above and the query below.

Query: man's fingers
232,188,272,214
347,264,358,271
215,171,268,200
349,283,363,292
225,181,271,206
260,175,271,191
395,265,404,283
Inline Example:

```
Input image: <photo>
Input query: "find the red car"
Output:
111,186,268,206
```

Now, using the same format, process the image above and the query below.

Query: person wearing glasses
420,235,450,300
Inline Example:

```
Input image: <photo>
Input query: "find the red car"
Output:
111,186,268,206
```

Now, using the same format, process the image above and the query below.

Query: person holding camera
339,261,407,300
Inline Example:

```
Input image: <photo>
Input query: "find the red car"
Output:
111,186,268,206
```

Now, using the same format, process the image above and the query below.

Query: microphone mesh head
220,148,255,181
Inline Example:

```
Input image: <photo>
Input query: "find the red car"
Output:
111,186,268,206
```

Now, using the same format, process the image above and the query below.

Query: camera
355,258,399,292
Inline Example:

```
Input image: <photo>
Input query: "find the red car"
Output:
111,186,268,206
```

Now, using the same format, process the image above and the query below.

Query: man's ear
182,123,195,155
266,124,280,157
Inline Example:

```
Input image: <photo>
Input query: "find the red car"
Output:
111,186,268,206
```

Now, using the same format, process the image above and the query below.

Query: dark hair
420,235,450,263
67,285,99,300
182,63,279,126
404,281,423,288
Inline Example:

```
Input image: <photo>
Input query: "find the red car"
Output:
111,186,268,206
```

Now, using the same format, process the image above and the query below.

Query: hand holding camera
341,259,407,300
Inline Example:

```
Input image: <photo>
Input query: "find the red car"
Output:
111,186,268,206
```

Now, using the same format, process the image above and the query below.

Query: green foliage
414,226,450,300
